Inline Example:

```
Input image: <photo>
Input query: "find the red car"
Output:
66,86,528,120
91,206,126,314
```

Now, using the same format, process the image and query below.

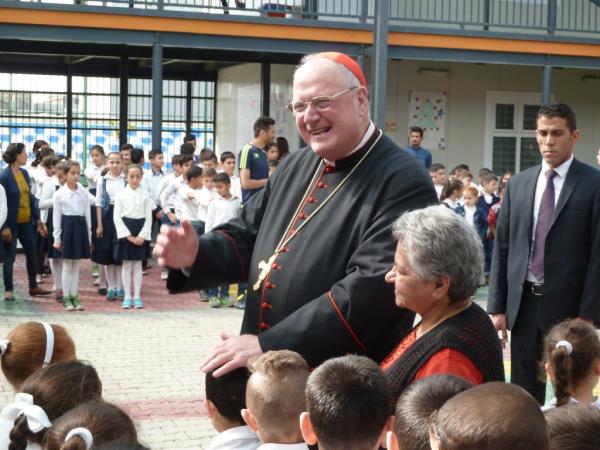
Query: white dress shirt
195,187,217,222
205,195,241,232
208,426,261,450
38,176,60,222
95,173,126,207
141,167,166,209
527,154,574,282
0,184,6,230
84,164,104,191
179,185,201,222
113,185,153,240
160,175,186,217
52,184,92,246
230,175,242,200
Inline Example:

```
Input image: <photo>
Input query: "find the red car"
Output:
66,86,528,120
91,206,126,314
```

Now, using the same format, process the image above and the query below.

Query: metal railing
3,0,600,37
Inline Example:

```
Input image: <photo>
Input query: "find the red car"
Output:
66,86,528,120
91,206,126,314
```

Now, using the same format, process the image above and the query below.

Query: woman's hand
37,222,47,237
1,228,12,243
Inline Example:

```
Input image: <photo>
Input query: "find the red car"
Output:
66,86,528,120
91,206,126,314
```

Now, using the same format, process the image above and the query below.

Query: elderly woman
382,205,504,405
0,143,50,301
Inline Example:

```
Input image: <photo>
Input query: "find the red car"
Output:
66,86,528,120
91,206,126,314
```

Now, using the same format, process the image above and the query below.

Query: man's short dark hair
148,148,163,160
205,368,249,424
545,403,600,450
131,148,144,164
220,151,235,163
305,355,390,450
253,116,275,138
184,133,196,143
180,143,195,156
214,173,230,184
410,126,424,137
394,375,472,450
538,102,577,133
120,143,134,152
429,163,445,173
185,165,203,181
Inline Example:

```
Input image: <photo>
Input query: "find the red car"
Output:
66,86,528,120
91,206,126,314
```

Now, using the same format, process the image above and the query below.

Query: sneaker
63,297,75,311
160,269,168,280
122,298,132,309
91,264,99,277
98,287,107,296
133,298,144,309
234,294,246,310
36,274,42,284
93,278,100,286
71,296,84,311
199,290,209,302
115,289,125,300
142,270,147,276
106,289,116,301
208,296,222,308
220,296,235,308
55,290,64,303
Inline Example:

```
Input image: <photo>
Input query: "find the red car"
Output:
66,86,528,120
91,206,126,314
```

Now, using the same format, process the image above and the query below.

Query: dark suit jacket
0,167,40,234
488,158,600,329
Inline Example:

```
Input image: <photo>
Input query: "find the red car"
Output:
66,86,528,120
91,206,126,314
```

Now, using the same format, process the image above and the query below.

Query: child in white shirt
159,155,195,226
220,151,242,200
196,167,217,226
179,166,204,235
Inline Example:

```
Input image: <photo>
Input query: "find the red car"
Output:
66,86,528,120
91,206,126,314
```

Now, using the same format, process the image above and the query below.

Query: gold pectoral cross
253,253,278,291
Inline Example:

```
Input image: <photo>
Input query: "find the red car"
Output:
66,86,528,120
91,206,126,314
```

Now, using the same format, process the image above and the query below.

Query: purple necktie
530,169,557,280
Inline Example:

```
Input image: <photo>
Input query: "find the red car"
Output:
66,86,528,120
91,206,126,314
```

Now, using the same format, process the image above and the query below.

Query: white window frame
484,91,551,173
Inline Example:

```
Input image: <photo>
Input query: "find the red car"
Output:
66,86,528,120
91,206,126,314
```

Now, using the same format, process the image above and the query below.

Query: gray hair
392,206,483,301
293,53,361,89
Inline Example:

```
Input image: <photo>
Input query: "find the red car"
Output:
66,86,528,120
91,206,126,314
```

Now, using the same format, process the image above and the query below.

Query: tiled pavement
0,255,242,450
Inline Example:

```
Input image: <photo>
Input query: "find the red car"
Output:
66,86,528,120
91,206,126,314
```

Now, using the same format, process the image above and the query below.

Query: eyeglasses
287,86,358,114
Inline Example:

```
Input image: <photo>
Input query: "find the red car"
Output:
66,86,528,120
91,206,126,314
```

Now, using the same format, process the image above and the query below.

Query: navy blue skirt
114,217,151,262
46,207,61,259
91,205,120,265
60,215,90,260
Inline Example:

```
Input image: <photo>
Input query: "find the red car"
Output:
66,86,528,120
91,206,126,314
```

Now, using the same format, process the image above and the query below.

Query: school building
1,0,600,173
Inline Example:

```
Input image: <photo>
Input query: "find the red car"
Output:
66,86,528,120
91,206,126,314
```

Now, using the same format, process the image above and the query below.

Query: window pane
495,104,515,130
520,137,541,170
493,136,516,174
523,104,540,130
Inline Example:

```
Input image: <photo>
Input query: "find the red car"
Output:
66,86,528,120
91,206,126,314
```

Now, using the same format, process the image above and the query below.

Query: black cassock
168,129,438,366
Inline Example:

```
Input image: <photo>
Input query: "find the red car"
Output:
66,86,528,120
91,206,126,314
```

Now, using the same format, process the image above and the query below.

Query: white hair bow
65,427,94,450
0,393,51,433
0,339,9,355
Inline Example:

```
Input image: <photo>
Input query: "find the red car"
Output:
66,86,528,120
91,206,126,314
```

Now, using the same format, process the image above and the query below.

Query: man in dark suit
488,102,600,404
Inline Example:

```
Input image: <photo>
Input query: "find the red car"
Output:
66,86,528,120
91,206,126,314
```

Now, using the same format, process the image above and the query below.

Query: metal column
119,56,129,147
372,0,388,128
261,62,271,117
152,33,163,151
542,65,552,105
66,68,72,158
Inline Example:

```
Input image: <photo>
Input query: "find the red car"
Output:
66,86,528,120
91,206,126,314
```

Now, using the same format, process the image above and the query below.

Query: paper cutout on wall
408,91,447,151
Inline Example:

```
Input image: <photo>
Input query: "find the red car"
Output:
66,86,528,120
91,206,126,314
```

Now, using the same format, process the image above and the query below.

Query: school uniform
196,186,217,224
208,426,260,450
84,164,103,195
179,185,203,235
113,185,152,261
39,177,61,258
92,173,126,265
160,175,186,222
53,185,92,260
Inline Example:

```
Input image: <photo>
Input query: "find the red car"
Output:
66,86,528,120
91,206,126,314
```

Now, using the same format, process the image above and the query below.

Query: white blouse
95,173,126,207
52,185,92,246
113,185,152,241
84,164,104,191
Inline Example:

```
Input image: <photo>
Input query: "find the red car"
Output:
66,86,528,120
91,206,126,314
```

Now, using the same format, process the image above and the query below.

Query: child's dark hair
179,154,194,166
45,401,139,450
90,145,105,156
205,368,249,424
276,136,290,159
32,146,56,167
429,162,445,173
481,173,498,185
171,154,182,166
94,444,150,450
199,148,212,161
213,173,230,184
220,151,235,163
478,167,492,177
246,350,309,442
130,148,144,164
544,402,600,450
185,165,203,182
1,322,76,389
148,148,162,160
203,167,217,179
201,150,218,164
440,179,463,202
394,375,472,450
125,164,143,177
451,163,470,174
58,160,81,176
429,382,548,450
107,151,122,160
269,160,279,169
305,355,390,450
180,142,195,156
120,143,134,152
542,318,600,407
183,133,196,144
8,360,102,450
41,156,60,169
33,139,49,153
2,143,26,164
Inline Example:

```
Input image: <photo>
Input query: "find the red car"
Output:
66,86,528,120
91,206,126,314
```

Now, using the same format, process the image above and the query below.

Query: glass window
495,104,515,129
523,104,540,130
520,137,541,170
493,136,516,174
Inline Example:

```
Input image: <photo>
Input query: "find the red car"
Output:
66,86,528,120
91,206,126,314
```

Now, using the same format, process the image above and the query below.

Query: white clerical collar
324,121,376,167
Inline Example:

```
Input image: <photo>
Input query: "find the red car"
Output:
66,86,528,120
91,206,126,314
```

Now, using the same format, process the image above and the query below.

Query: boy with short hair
180,165,204,236
220,151,241,199
428,382,548,450
476,172,500,283
205,172,241,307
429,163,446,201
202,151,219,170
388,375,472,450
131,147,144,165
300,355,392,450
544,403,600,450
242,350,310,450
120,143,133,173
205,368,261,450
159,154,194,227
